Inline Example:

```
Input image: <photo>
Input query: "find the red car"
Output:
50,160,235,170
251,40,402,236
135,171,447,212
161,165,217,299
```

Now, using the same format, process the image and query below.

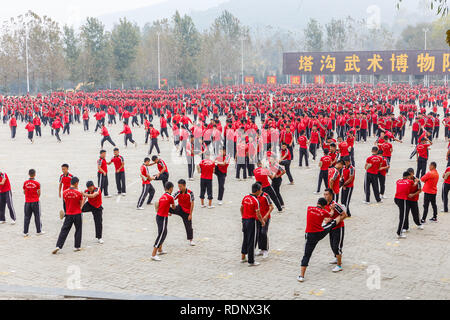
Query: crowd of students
1,83,449,282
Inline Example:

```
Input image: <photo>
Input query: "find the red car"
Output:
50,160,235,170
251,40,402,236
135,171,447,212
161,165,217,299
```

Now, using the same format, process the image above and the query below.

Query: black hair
324,188,334,195
144,157,150,162
252,182,262,193
151,155,158,161
71,177,79,185
317,197,328,207
178,179,186,186
28,169,36,176
165,181,174,190
86,180,94,188
62,164,69,169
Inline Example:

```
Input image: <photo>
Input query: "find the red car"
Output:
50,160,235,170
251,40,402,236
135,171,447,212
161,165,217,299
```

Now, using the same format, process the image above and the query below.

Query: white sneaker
382,195,388,199
188,240,196,246
98,238,104,244
0,221,6,224
262,251,269,259
10,221,16,225
218,201,223,206
313,191,319,195
36,231,46,236
122,193,126,196
297,275,305,282
73,248,81,252
137,207,144,210
418,225,424,230
329,258,338,264
151,255,161,261
208,206,215,209
23,233,30,237
201,205,207,208
255,249,263,256
52,247,60,255
332,265,343,272
402,229,409,233
363,201,370,204
397,234,407,239
105,195,112,198
248,262,260,267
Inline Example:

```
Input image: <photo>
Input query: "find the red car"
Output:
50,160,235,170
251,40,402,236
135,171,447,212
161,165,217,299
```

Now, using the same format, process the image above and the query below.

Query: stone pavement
0,119,449,300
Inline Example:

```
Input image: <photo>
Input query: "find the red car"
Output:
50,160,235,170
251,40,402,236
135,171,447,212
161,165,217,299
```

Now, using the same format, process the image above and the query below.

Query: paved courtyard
0,118,449,300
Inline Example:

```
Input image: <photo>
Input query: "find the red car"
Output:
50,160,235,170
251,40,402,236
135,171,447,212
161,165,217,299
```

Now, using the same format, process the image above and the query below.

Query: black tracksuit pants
24,201,42,234
56,214,82,249
241,218,257,264
115,171,126,194
137,184,156,208
301,220,337,267
170,206,193,240
262,185,282,212
82,202,103,239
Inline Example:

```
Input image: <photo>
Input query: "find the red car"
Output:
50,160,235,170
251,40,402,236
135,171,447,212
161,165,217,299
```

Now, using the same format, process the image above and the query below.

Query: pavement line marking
0,284,187,300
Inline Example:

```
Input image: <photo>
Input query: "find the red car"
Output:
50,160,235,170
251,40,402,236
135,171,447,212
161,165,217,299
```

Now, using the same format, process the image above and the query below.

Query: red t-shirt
85,188,102,208
215,156,229,174
258,192,272,219
241,194,260,220
199,159,215,180
320,156,332,170
416,143,430,159
59,173,73,191
366,155,381,174
174,189,194,214
98,158,108,174
110,156,125,172
63,188,82,215
328,167,341,194
157,192,174,217
23,179,40,203
305,206,330,233
0,172,11,193
395,179,413,200
253,167,271,188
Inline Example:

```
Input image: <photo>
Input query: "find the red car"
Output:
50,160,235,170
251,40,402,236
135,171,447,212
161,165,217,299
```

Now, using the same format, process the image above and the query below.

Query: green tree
63,25,80,83
80,17,110,86
111,18,140,86
172,11,200,86
325,19,346,51
304,19,323,51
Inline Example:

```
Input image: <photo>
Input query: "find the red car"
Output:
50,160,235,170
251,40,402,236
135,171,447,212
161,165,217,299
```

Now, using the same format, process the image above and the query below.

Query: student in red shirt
9,116,17,139
25,121,35,143
416,138,432,178
23,169,44,236
405,168,423,232
255,185,274,259
240,183,265,266
280,143,294,184
151,155,169,189
442,165,450,213
148,124,161,155
0,170,16,224
152,182,175,261
394,171,417,239
81,181,104,244
197,151,215,208
341,157,355,217
108,148,126,196
315,148,331,194
364,147,382,204
297,130,309,168
421,162,439,223
214,148,230,205
97,150,111,198
52,176,84,254
100,124,116,148
137,157,155,210
119,122,137,148
298,197,346,282
171,179,195,246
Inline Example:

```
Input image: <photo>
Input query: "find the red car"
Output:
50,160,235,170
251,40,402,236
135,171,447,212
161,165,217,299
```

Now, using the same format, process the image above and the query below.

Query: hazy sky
0,0,166,25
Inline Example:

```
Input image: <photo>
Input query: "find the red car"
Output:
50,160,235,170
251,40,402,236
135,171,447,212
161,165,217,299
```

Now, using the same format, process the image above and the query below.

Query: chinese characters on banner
290,76,301,85
267,76,277,84
244,76,255,84
283,50,450,75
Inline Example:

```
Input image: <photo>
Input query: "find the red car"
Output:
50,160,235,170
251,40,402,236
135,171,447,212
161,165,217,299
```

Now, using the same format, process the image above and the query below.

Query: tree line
0,10,448,94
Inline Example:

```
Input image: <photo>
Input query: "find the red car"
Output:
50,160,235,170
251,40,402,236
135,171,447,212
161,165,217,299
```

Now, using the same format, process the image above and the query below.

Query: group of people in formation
1,83,449,282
